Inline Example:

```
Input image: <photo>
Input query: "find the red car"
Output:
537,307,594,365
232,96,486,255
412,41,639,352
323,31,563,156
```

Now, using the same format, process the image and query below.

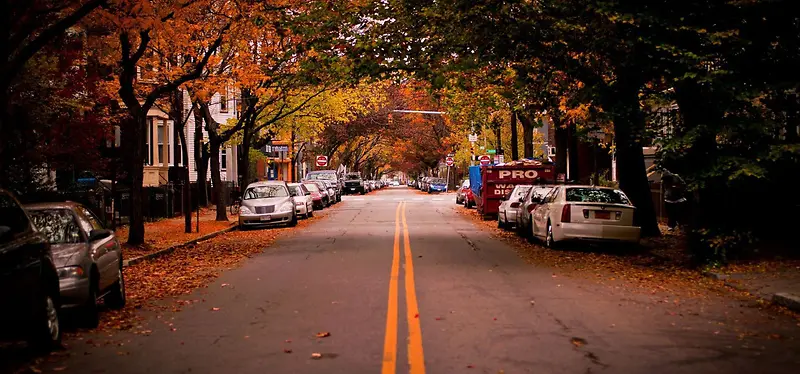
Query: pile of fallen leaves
115,208,235,258
455,207,720,298
99,210,330,331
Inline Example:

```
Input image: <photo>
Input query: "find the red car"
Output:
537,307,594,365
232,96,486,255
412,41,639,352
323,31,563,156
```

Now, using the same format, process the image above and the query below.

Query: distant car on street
531,185,641,247
26,202,127,327
497,185,532,229
0,189,61,350
303,181,327,210
427,178,447,193
305,170,342,202
343,173,366,195
239,181,298,228
288,183,314,218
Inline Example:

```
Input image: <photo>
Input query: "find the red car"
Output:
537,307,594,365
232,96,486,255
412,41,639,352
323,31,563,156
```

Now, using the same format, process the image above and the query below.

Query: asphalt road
33,187,800,373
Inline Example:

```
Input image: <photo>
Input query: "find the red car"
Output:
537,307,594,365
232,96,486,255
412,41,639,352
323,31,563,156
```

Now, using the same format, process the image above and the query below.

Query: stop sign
315,155,328,167
479,155,491,166
445,156,454,166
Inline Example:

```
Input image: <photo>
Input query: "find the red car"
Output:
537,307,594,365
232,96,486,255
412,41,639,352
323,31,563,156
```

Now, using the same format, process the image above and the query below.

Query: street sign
487,149,497,155
315,155,328,167
497,154,505,164
479,155,491,166
445,156,455,166
468,134,478,142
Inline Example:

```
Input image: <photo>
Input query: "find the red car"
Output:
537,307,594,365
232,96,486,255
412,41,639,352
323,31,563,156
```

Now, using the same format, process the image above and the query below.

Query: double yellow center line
382,202,426,374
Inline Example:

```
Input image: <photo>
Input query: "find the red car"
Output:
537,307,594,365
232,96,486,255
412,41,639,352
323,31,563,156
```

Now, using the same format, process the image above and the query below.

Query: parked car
531,185,641,248
0,189,62,350
288,183,314,218
305,170,342,202
427,178,447,193
344,172,365,195
312,181,332,206
238,181,298,228
455,180,470,204
303,181,327,210
516,185,555,239
25,202,126,327
321,180,338,203
497,185,533,229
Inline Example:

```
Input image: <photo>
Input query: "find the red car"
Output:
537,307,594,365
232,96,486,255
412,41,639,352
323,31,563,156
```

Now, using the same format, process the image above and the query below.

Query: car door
0,192,50,323
76,206,118,290
533,187,559,237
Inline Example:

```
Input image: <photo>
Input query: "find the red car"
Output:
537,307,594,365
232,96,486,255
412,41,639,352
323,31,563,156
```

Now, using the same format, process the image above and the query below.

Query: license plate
594,211,610,220
260,215,271,221
350,188,356,190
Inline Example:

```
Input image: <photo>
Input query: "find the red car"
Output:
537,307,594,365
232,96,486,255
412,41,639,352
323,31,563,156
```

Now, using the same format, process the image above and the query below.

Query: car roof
246,181,287,188
24,201,82,210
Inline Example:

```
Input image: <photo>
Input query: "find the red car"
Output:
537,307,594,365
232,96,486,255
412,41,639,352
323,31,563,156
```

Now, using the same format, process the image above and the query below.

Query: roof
245,181,287,188
24,201,83,210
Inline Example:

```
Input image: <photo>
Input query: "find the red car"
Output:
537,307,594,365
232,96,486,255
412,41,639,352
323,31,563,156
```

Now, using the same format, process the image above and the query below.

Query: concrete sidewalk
705,265,800,312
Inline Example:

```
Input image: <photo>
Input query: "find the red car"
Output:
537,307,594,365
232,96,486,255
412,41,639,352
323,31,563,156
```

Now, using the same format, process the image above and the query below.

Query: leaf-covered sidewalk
115,208,236,259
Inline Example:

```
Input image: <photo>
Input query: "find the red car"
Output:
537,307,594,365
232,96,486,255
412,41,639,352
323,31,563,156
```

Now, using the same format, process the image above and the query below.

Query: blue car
428,178,447,193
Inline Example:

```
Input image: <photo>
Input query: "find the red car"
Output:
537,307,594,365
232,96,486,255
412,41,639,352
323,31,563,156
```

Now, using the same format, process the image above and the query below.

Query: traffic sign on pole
445,156,455,166
479,155,491,166
315,155,328,167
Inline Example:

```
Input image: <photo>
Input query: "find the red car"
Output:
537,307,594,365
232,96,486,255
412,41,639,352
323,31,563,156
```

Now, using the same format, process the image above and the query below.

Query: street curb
773,293,800,312
123,225,238,267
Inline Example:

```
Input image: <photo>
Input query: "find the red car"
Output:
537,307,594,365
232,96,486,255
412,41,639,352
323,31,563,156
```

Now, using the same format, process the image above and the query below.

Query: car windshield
431,178,445,184
303,183,320,192
566,188,631,205
288,185,302,196
243,185,289,199
306,173,336,181
345,173,361,180
28,209,83,244
531,186,554,200
512,186,532,198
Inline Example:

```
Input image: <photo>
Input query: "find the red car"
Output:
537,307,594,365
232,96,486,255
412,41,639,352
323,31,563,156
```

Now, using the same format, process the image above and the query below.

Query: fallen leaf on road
52,367,67,372
29,367,42,374
311,353,323,359
284,349,293,354
493,318,497,321
221,283,230,287
285,339,292,343
571,337,587,347
414,313,420,318
316,332,331,338
435,317,442,321
530,300,535,306
211,307,220,311
466,365,474,368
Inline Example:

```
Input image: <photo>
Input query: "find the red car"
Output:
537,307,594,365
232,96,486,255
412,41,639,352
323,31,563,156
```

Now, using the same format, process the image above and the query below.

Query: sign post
445,156,455,192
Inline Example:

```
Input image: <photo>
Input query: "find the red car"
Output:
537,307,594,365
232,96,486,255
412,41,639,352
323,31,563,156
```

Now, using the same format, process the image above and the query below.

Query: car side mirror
0,226,11,241
88,229,111,242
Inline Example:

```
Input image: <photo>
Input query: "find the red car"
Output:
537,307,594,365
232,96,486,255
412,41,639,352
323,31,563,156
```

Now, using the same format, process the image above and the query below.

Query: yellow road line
381,202,402,374
402,202,426,374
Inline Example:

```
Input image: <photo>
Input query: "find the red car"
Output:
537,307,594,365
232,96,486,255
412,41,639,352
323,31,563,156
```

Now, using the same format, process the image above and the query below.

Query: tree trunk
193,106,208,206
125,114,146,245
519,112,534,158
239,120,253,186
209,137,228,221
568,123,580,182
493,119,502,156
178,129,192,233
609,78,660,237
510,111,519,160
554,117,568,178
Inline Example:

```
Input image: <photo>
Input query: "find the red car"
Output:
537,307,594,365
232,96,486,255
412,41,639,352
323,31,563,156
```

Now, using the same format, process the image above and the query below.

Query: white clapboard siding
184,90,238,185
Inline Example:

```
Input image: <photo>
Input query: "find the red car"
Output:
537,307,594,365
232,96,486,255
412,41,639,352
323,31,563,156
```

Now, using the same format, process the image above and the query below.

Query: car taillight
510,202,520,208
527,204,537,213
561,204,571,223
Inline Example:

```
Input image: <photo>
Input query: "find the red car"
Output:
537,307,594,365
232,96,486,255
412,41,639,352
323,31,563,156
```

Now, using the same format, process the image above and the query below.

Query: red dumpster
476,161,555,218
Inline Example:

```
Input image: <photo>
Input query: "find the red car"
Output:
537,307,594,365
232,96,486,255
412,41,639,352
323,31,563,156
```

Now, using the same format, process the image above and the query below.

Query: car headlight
239,206,253,215
279,202,294,212
57,266,85,279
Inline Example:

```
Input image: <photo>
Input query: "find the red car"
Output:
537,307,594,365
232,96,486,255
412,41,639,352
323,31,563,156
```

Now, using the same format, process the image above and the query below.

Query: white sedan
531,185,640,247
497,185,532,229
288,183,314,218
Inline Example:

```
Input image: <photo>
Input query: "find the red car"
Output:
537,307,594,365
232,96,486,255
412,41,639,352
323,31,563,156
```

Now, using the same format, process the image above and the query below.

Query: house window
221,149,227,171
220,91,228,113
145,118,152,165
157,121,167,164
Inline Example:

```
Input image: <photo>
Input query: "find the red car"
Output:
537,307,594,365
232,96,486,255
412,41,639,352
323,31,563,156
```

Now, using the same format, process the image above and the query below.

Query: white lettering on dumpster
498,170,539,179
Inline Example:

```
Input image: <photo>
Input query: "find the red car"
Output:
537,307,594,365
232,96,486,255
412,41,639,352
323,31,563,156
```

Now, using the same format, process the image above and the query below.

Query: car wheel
526,220,536,243
288,213,298,227
29,292,61,351
497,214,505,229
105,266,126,310
307,209,314,218
545,221,557,249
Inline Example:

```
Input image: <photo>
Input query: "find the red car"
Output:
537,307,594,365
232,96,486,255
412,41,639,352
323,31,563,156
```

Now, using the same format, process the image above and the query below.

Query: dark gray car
26,202,126,328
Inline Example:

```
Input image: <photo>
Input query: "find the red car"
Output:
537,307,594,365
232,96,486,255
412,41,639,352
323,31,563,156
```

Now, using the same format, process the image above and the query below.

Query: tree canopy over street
1,0,798,259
